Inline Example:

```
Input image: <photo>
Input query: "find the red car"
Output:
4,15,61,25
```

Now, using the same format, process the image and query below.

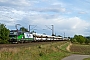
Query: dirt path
66,42,72,52
62,54,90,60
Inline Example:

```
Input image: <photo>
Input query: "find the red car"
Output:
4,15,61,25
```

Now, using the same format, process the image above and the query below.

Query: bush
0,23,10,44
85,39,90,45
72,35,87,44
39,52,44,56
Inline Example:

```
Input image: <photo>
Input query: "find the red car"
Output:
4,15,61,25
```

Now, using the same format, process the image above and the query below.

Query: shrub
72,35,86,44
0,23,10,44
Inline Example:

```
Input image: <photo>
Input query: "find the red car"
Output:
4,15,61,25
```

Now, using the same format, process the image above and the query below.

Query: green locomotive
9,30,33,43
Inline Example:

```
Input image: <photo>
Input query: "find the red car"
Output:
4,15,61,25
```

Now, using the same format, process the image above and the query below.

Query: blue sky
0,0,90,37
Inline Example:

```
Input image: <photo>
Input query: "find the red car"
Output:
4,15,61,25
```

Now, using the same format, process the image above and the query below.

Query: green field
0,41,71,60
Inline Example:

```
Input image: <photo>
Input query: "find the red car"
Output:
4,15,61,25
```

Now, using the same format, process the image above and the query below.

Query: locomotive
9,30,63,43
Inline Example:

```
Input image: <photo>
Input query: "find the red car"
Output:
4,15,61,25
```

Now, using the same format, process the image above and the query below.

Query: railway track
0,40,67,49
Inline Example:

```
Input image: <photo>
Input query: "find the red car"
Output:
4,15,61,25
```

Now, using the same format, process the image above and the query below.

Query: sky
0,0,90,37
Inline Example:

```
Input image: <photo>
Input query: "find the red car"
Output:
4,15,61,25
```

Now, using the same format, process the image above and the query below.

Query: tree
78,35,86,44
30,30,36,34
73,35,86,44
57,35,62,37
85,39,90,44
70,38,76,43
85,36,90,44
0,23,10,43
20,27,28,32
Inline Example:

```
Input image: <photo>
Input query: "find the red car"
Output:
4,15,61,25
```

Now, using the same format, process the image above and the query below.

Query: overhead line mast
45,25,54,36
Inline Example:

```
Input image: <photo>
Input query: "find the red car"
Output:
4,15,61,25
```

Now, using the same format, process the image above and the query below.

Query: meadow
0,41,71,60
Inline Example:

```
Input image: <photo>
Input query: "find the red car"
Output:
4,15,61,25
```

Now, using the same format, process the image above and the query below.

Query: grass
38,51,70,60
60,42,70,52
38,42,71,60
0,41,71,60
83,58,90,60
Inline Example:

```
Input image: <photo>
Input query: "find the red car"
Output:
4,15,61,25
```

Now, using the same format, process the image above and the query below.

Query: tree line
70,35,90,44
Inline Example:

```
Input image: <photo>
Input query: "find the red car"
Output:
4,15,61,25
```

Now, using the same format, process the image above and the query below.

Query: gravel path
62,54,90,60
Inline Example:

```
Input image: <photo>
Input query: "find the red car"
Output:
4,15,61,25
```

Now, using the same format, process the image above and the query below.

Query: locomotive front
9,30,17,43
9,30,24,43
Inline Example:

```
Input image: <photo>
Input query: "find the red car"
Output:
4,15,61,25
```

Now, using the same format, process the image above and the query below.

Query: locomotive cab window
10,30,17,35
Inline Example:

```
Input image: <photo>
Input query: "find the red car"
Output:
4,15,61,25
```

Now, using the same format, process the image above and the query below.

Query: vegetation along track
0,41,67,49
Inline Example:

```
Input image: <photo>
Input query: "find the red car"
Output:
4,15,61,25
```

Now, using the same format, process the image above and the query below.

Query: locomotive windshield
10,31,17,35
9,30,17,37
10,30,24,35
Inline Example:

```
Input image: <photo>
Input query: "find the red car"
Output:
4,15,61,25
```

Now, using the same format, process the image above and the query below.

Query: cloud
0,0,8,2
0,7,89,36
26,16,90,36
0,7,27,27
11,0,31,6
78,11,87,14
0,0,90,37
0,0,33,7
31,7,66,13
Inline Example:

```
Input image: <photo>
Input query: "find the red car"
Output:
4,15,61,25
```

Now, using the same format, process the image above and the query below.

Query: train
9,30,66,43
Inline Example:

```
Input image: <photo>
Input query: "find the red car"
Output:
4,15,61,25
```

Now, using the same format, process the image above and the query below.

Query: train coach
9,30,63,43
33,33,63,41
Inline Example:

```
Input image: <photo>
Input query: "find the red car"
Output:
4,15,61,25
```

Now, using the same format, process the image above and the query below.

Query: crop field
0,41,70,60
70,44,90,55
